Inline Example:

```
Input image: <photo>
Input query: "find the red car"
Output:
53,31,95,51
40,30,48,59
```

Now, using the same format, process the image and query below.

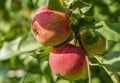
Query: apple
31,6,71,46
49,44,87,81
80,30,106,56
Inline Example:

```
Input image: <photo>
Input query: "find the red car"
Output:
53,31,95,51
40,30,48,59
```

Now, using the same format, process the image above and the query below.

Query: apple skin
31,6,71,46
49,44,87,81
80,30,106,56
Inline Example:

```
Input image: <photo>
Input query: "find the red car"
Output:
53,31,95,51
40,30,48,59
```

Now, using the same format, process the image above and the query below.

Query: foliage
0,0,120,83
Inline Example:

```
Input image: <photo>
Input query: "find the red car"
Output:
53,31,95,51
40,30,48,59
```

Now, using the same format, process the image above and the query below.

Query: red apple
31,6,71,46
49,44,87,81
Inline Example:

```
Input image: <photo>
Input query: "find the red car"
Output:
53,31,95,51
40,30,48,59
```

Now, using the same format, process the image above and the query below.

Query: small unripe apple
49,44,87,81
31,6,71,46
80,30,106,56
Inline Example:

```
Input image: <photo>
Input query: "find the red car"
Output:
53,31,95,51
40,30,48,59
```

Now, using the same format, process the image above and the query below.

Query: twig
77,34,92,83
86,55,92,83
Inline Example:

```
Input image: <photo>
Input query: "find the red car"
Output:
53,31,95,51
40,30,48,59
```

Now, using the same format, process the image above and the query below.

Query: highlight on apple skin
31,6,71,46
49,44,87,81
80,30,106,56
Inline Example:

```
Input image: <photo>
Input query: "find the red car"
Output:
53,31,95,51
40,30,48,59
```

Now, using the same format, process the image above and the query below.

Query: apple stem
74,35,78,46
86,55,92,83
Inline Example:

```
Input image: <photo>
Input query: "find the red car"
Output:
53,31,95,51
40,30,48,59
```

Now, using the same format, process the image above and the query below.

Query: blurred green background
0,0,120,83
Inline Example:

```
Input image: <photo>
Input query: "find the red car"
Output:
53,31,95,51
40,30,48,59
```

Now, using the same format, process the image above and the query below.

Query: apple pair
31,6,105,81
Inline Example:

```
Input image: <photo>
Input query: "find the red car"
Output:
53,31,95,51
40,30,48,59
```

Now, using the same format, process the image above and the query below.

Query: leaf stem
89,62,99,66
89,61,102,67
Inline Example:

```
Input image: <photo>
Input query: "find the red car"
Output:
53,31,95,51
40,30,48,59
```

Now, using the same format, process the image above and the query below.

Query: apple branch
77,35,92,83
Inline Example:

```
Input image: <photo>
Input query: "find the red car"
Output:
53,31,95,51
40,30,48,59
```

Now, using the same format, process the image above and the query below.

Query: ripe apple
80,30,106,56
49,44,87,81
31,6,71,46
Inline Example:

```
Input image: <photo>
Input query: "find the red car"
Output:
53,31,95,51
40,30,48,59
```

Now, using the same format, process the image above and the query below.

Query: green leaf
111,43,120,52
95,21,120,42
81,0,94,4
0,77,11,83
105,22,120,34
41,61,55,83
0,33,41,60
102,52,120,76
18,33,41,52
106,40,120,53
18,34,51,61
0,21,11,33
20,73,42,83
20,61,55,83
48,0,66,12
72,0,92,14
0,37,21,60
56,79,70,83
38,0,49,7
31,46,51,61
